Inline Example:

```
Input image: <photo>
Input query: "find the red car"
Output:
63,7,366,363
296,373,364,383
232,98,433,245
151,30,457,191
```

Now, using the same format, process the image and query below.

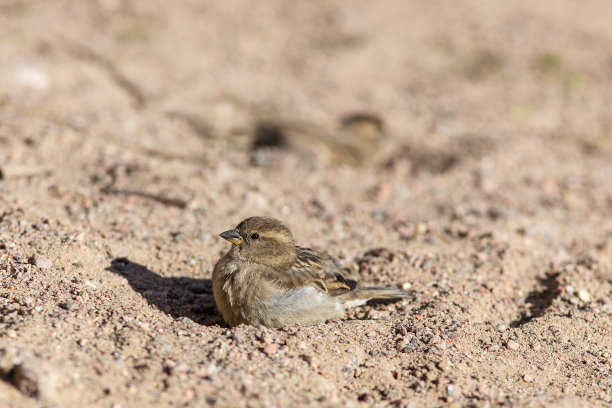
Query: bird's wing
274,246,352,296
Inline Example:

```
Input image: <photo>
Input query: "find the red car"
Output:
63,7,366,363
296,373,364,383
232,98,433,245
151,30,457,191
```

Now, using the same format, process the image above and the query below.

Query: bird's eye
250,233,260,240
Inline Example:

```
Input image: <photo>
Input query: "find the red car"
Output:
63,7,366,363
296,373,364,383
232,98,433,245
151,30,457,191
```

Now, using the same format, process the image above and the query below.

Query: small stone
446,384,461,400
301,354,313,364
59,301,74,311
357,387,369,398
366,309,382,319
374,182,391,202
162,359,176,372
177,316,194,325
7,62,49,91
9,359,59,401
523,374,533,383
262,333,273,344
438,359,452,372
506,340,520,350
301,354,320,368
263,343,278,356
578,289,591,302
232,332,246,344
28,254,51,269
402,282,412,290
153,335,172,351
170,363,189,375
7,329,17,338
416,223,428,234
196,363,218,380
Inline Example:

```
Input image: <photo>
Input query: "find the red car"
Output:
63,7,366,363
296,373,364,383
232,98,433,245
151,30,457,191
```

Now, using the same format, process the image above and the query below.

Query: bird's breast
213,256,282,326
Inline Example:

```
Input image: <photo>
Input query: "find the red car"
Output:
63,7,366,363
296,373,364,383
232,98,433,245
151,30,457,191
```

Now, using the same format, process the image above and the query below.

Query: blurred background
2,0,612,264
2,0,612,254
3,0,611,161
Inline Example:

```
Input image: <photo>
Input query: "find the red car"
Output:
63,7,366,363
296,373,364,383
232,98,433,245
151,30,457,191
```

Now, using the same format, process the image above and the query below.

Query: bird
212,216,409,328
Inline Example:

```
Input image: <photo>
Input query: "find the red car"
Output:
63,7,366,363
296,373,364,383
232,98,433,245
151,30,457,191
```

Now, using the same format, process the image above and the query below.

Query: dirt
1,1,612,407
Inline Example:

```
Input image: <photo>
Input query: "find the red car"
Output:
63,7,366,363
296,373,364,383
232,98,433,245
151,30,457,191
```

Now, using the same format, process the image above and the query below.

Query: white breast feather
265,286,342,317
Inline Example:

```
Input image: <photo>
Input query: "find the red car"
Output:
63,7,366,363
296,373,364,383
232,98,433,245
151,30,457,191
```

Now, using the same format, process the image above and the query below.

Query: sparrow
251,112,387,167
212,216,409,328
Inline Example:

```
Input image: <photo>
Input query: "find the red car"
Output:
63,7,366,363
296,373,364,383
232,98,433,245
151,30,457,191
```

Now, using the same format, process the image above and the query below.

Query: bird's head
219,216,297,269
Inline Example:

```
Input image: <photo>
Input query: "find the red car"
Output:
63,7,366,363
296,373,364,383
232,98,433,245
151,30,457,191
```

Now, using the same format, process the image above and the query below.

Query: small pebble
263,343,278,356
177,316,194,325
506,340,520,350
523,374,533,383
232,332,246,344
578,289,591,302
8,62,49,91
28,254,51,269
171,363,189,375
59,301,74,311
416,223,428,234
446,384,461,399
301,354,320,368
301,354,314,365
438,360,452,371
197,363,218,379
153,335,172,351
9,359,59,401
488,344,500,352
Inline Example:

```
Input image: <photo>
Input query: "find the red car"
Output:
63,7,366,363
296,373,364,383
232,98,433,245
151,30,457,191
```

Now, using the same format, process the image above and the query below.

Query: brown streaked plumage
212,216,409,328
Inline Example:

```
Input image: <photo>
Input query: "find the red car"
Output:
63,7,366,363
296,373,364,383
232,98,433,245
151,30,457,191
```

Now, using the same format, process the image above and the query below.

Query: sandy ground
1,1,612,407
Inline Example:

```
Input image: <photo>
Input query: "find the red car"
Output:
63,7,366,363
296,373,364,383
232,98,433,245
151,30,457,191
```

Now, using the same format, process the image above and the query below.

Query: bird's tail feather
339,286,409,308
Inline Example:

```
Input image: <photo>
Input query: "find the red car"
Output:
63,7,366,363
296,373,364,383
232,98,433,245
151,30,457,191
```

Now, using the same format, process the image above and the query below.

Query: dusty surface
1,1,612,407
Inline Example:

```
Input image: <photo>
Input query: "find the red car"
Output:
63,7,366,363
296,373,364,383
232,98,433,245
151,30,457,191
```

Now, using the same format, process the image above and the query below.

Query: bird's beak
219,229,244,245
